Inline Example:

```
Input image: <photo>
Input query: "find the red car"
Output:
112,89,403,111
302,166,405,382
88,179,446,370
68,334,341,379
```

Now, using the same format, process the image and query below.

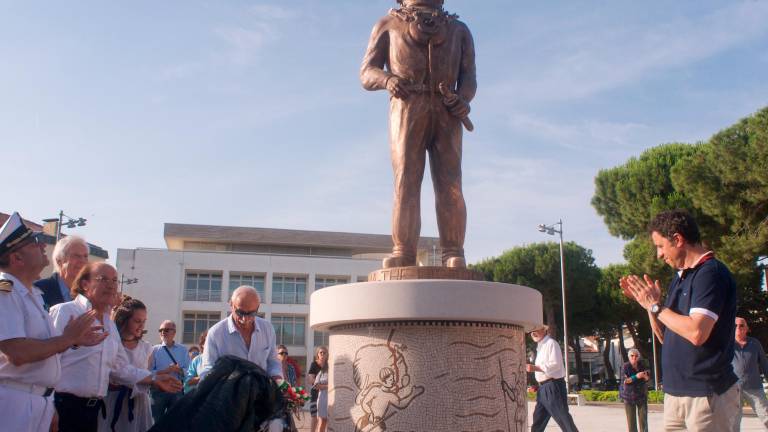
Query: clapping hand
153,374,183,393
63,310,108,347
620,275,662,310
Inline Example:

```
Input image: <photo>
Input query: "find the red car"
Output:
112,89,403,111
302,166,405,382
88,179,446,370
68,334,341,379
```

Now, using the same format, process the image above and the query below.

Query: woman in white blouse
50,262,181,432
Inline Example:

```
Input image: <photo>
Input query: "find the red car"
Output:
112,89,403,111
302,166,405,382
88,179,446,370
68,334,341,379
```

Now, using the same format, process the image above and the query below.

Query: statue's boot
444,256,466,268
382,254,416,268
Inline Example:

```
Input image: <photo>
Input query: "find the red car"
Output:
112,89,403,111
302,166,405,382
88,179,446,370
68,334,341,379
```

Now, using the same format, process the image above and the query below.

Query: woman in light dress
97,296,153,432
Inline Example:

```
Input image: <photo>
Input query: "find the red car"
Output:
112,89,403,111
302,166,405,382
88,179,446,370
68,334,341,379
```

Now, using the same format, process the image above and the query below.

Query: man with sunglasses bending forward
621,210,739,431
149,320,189,423
200,285,284,430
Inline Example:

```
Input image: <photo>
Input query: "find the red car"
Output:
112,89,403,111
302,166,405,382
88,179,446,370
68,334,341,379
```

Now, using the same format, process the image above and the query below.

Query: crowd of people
0,212,330,432
3,207,768,432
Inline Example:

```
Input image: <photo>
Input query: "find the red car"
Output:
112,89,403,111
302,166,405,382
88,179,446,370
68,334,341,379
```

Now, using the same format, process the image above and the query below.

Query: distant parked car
599,378,619,391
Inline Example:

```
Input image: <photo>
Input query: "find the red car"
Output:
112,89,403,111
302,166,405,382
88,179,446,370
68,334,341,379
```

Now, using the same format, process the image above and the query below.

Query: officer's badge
0,279,13,293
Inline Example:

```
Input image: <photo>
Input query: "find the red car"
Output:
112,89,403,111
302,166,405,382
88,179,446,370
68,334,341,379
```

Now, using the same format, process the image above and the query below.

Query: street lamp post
120,274,138,292
43,210,87,241
537,219,570,393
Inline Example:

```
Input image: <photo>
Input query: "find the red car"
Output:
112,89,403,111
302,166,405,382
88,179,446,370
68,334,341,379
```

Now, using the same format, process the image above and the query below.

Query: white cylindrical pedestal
310,280,543,432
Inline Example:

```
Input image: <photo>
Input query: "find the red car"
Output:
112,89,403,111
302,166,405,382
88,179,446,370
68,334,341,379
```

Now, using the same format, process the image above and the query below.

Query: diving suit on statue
361,0,476,268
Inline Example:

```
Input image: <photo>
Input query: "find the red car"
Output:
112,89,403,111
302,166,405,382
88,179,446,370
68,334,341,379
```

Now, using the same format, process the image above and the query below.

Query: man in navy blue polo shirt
621,210,739,431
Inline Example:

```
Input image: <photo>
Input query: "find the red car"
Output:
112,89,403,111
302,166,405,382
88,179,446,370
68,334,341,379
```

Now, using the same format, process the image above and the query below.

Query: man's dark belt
57,392,107,417
538,377,565,385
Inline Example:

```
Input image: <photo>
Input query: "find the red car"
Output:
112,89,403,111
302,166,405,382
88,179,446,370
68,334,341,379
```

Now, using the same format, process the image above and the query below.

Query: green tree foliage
472,242,601,386
591,143,699,240
671,108,768,269
473,242,600,338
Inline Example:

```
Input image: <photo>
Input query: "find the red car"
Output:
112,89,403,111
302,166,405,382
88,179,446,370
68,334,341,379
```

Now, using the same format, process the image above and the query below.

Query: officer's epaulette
0,279,13,293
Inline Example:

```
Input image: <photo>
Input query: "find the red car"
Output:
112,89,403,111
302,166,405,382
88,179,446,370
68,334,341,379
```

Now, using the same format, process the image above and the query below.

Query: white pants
0,386,56,432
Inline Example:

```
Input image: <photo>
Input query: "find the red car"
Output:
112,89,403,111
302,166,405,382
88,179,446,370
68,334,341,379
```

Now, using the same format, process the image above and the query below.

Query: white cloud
214,4,299,66
248,4,298,20
507,111,649,153
158,62,201,81
214,25,273,65
492,2,768,103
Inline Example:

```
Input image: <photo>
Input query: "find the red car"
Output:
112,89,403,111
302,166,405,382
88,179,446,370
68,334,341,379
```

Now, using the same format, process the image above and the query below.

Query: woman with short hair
619,348,650,432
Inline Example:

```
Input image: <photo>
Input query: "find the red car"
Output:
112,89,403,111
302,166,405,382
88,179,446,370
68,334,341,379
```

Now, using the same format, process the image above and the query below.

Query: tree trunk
601,337,615,380
617,323,628,363
545,303,557,339
571,335,584,390
625,320,651,360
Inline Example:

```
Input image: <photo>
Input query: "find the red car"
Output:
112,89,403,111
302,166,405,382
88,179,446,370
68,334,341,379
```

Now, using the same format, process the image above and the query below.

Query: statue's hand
445,97,470,119
386,76,411,100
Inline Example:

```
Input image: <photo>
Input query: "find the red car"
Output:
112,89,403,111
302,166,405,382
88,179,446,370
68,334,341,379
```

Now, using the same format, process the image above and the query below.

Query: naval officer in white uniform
0,212,106,432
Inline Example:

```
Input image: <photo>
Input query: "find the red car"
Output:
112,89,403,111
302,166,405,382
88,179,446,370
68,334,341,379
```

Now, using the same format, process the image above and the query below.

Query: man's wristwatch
650,303,663,317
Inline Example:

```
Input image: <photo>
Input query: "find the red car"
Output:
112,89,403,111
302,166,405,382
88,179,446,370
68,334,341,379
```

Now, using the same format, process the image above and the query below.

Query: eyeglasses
278,351,288,356
93,276,119,285
234,308,259,318
158,328,175,333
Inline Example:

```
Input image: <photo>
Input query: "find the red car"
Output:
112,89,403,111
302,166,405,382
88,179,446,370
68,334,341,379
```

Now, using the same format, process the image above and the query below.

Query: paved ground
291,402,766,431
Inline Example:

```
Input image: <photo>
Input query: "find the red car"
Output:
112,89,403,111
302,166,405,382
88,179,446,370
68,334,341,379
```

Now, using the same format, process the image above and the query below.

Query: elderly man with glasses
199,286,282,381
732,317,768,429
199,285,284,431
34,235,90,309
149,320,189,423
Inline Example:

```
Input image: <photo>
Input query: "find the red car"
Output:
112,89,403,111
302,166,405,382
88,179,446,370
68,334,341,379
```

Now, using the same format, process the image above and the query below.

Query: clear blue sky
2,0,767,266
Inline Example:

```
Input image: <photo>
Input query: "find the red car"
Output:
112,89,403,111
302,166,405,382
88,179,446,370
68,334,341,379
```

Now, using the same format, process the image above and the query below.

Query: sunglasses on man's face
278,351,288,356
158,328,175,333
234,308,259,318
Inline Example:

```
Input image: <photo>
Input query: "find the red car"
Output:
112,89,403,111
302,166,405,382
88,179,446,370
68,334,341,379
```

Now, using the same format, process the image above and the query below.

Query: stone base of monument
310,279,542,432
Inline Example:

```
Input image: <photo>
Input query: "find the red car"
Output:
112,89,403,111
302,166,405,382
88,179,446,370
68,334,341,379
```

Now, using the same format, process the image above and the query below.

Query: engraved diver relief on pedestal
327,321,527,432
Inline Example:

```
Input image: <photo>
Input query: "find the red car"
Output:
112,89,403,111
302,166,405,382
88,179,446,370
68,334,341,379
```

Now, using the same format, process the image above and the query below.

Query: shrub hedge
527,389,664,403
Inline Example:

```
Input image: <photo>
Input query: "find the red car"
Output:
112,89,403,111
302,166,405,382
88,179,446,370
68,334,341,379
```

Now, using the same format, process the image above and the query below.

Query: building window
272,315,306,346
229,273,265,299
315,276,348,290
272,275,307,304
314,331,330,347
184,272,223,302
182,311,221,344
357,276,369,283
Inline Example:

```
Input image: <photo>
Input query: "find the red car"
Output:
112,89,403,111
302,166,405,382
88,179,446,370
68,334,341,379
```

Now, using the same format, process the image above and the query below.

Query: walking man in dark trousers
527,324,579,432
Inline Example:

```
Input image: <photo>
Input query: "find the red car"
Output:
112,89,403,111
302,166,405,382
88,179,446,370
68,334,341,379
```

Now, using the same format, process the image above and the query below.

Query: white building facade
116,223,439,371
